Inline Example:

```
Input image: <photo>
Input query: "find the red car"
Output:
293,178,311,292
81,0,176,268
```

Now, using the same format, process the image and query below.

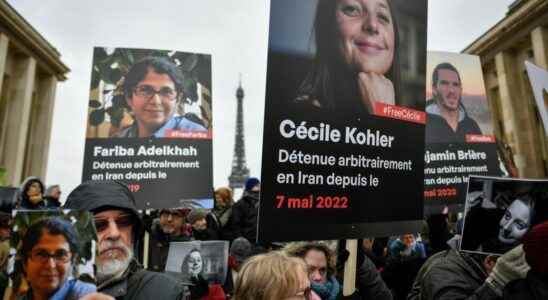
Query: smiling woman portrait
296,0,401,117
18,217,96,300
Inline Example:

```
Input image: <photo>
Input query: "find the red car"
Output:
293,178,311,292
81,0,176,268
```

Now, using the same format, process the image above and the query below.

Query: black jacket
503,272,548,300
408,250,499,300
65,180,187,300
210,207,239,242
99,261,187,300
230,191,259,243
425,100,482,144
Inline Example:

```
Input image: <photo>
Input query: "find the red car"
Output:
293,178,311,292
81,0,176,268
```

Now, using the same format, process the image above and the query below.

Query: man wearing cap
64,181,187,300
147,209,192,272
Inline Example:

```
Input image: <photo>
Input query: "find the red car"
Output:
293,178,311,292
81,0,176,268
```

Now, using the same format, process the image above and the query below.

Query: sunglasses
94,214,134,232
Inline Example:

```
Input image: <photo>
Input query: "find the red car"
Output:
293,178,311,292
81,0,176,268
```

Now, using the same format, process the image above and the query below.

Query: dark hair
21,217,79,262
123,56,184,100
284,242,336,278
432,62,461,87
181,248,203,279
298,0,401,116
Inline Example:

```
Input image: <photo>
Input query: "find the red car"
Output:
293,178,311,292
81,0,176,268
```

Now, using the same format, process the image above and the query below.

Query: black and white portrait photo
461,176,548,255
165,240,228,284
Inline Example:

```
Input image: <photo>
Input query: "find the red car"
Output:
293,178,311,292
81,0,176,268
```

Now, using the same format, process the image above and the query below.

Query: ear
125,96,133,110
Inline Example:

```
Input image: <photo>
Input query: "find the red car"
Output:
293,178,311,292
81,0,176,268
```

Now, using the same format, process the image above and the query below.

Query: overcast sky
8,0,515,201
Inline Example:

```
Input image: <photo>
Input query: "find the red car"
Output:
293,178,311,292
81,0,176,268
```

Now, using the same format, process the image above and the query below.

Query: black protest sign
460,176,548,256
82,47,213,209
259,0,428,242
424,52,502,211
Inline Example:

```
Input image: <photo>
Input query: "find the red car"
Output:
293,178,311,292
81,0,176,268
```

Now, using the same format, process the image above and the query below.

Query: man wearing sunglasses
65,180,187,300
117,56,206,138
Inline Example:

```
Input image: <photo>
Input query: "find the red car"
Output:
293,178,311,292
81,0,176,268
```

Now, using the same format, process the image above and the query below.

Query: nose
149,92,162,104
105,219,121,240
311,270,322,282
45,256,56,268
363,15,379,34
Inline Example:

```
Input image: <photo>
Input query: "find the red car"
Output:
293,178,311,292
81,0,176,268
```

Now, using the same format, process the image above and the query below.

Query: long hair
298,0,401,116
181,248,203,280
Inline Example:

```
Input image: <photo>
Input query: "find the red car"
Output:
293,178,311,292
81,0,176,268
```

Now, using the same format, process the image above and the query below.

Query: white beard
96,241,134,284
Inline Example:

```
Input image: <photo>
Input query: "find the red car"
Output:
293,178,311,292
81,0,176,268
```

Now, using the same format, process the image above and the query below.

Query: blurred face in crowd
187,250,203,277
336,0,395,75
215,192,230,208
159,210,184,235
27,182,42,198
24,231,72,297
498,199,532,244
304,249,328,284
126,69,178,137
48,186,62,200
94,210,134,281
250,183,260,193
192,218,207,231
433,69,462,112
401,234,415,248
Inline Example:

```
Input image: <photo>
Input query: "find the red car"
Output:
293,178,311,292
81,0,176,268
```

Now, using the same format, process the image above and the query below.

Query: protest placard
461,176,548,255
165,240,229,285
259,0,428,241
424,52,501,211
82,47,213,209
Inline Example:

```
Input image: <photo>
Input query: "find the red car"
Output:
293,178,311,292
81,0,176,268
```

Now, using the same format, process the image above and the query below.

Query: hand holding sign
357,72,395,113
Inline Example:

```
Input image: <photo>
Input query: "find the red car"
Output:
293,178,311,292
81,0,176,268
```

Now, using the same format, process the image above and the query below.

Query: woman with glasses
116,56,207,138
233,251,320,300
18,217,97,300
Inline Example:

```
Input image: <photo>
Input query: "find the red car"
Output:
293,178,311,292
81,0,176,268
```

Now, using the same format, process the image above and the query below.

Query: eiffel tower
228,77,250,190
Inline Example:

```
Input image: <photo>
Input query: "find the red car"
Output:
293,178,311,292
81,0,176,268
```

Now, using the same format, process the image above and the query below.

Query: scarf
310,276,340,300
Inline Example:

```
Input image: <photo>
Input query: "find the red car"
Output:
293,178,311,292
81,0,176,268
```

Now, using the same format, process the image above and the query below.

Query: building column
495,51,545,178
4,56,36,186
0,34,8,93
531,26,548,69
28,75,57,179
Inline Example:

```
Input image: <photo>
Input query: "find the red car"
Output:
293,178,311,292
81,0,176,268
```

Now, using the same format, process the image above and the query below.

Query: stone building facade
0,1,69,186
464,0,548,178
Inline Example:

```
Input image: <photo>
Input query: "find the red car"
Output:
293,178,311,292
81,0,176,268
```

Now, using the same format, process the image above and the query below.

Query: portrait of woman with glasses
116,56,207,138
17,217,97,300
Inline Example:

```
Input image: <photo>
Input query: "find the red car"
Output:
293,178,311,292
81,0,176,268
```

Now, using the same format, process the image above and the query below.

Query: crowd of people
0,175,546,300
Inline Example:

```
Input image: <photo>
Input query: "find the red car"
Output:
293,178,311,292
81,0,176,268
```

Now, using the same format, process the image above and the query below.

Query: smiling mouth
355,40,385,53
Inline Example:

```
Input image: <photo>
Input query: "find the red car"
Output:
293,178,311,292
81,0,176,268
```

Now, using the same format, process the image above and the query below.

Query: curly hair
283,241,336,278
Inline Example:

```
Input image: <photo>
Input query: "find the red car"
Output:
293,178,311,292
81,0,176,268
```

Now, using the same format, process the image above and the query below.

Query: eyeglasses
94,214,134,232
30,249,71,264
133,85,177,101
